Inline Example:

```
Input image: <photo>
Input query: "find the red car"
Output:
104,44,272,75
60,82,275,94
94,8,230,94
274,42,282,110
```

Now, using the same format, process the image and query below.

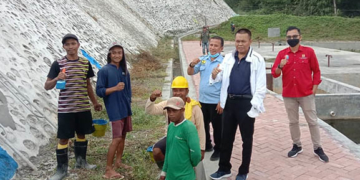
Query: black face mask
287,39,299,47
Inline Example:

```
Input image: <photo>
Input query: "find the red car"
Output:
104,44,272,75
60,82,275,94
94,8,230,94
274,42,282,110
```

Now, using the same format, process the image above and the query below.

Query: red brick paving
182,41,360,180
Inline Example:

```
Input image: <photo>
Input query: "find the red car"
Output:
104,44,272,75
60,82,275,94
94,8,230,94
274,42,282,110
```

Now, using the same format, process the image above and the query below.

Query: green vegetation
225,0,360,17
75,102,165,180
181,34,200,41
185,14,360,41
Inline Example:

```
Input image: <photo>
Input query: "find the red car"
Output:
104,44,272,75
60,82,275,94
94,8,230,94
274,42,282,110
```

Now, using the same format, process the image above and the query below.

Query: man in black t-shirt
44,34,102,180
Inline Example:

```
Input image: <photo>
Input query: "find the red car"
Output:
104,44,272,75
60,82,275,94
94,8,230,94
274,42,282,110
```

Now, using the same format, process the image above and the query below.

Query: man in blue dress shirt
188,36,224,161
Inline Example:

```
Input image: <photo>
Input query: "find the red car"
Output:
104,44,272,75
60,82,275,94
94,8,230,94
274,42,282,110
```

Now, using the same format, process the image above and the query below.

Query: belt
228,94,253,99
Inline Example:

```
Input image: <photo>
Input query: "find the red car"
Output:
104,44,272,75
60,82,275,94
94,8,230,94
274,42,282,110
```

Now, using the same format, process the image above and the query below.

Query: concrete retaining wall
323,74,360,89
303,41,360,51
320,76,360,93
315,94,360,120
271,75,360,94
270,75,360,119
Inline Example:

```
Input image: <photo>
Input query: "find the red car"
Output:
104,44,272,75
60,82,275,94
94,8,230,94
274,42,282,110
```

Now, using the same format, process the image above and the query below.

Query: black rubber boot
49,148,68,180
74,140,96,169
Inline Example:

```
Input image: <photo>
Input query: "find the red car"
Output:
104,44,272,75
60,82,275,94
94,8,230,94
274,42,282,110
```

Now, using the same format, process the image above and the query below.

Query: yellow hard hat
171,76,188,88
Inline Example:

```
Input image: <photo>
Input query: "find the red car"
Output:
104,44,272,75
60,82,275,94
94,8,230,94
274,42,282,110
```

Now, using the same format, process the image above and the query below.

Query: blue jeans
202,42,209,55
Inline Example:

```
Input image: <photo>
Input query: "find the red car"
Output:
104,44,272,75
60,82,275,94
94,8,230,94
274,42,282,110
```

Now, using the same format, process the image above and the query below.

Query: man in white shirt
209,28,267,180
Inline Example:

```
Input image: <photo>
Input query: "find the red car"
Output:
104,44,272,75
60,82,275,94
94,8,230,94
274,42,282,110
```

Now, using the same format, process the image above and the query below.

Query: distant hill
212,14,360,41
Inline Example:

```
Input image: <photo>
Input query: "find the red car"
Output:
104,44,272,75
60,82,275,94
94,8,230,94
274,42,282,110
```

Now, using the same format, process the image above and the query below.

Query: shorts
153,136,167,155
112,116,132,139
57,111,94,139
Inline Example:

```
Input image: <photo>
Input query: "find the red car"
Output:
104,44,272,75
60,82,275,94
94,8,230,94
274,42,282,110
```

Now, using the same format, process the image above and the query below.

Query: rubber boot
74,140,97,169
49,148,68,180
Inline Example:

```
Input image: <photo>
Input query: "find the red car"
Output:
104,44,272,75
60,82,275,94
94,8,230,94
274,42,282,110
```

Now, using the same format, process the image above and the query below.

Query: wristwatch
278,64,283,70
189,63,195,68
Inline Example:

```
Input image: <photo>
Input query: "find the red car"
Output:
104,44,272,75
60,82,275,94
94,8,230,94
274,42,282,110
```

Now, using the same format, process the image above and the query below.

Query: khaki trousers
283,95,321,149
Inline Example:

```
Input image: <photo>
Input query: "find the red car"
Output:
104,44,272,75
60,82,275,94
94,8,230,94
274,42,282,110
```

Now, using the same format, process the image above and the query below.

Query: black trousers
218,97,255,175
200,102,222,152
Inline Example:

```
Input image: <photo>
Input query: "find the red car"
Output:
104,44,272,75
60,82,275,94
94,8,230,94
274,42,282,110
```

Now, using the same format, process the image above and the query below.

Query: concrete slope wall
123,0,235,35
0,0,158,171
0,0,234,173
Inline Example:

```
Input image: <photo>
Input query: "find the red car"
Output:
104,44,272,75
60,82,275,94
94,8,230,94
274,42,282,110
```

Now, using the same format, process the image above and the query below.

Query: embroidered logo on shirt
201,60,206,64
175,136,183,140
300,54,307,60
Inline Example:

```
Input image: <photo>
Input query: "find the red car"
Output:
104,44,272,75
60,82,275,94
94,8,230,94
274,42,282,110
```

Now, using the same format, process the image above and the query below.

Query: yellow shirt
185,98,201,120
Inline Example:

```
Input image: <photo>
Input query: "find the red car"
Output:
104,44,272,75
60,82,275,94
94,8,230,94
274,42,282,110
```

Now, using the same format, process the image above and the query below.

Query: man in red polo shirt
272,26,329,163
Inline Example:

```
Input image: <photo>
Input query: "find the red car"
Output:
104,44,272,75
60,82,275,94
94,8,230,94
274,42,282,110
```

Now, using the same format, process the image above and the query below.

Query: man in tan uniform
145,76,205,170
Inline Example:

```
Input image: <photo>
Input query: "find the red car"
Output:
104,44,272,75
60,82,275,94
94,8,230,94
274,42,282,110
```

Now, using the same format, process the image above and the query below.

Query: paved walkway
181,41,360,180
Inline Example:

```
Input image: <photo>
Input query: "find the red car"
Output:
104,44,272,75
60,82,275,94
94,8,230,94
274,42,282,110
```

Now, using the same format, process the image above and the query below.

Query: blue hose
81,49,102,69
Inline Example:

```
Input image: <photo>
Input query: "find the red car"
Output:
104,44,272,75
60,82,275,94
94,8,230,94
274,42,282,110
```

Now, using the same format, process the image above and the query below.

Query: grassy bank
185,14,360,42
56,38,177,180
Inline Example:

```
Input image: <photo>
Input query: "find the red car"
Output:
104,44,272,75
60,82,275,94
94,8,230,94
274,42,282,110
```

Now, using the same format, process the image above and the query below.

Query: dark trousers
218,97,255,175
200,102,222,152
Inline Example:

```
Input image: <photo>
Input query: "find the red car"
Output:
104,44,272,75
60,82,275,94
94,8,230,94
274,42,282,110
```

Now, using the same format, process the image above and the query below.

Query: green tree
258,0,291,14
292,0,333,16
224,0,360,17
338,0,360,17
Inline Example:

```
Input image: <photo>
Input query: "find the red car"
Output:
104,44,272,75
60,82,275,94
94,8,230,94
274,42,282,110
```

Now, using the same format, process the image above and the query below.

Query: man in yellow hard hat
145,76,205,170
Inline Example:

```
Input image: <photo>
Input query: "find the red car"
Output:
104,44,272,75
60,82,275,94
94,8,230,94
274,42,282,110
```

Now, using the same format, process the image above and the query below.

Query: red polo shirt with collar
271,45,322,97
